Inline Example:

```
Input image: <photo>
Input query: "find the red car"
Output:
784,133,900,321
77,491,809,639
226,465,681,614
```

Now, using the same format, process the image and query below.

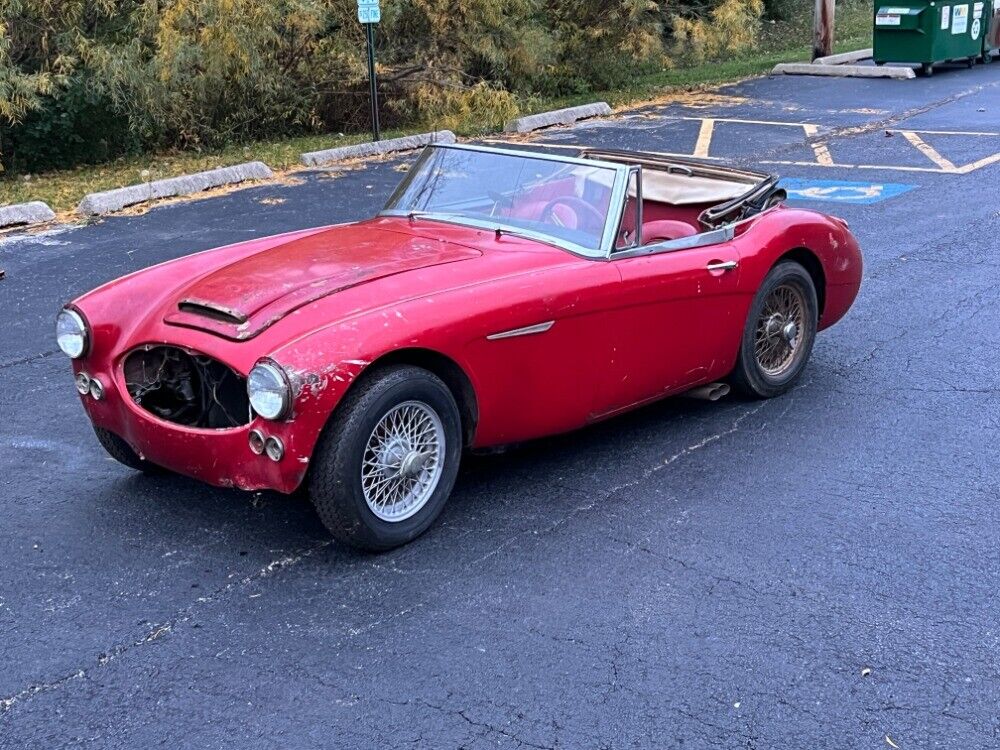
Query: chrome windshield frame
379,143,633,260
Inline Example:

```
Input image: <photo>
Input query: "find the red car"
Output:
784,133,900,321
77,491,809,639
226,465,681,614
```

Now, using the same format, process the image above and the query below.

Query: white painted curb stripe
504,102,613,133
300,131,457,167
77,161,274,216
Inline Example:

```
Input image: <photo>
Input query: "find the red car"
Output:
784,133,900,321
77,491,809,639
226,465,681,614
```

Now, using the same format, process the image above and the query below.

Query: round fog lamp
89,377,105,401
264,436,284,462
75,372,91,395
248,429,266,455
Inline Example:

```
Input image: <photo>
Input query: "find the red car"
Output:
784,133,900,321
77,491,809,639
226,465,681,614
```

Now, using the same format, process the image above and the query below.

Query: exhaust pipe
682,382,731,402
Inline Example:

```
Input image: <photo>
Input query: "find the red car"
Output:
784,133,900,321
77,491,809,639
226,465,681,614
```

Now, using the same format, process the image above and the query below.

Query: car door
591,240,745,418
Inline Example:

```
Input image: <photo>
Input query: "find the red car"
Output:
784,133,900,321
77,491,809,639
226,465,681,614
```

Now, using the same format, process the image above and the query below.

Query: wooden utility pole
813,0,836,60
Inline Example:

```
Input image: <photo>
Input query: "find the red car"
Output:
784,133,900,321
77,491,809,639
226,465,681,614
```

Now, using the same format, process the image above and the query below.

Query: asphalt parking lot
2,64,999,748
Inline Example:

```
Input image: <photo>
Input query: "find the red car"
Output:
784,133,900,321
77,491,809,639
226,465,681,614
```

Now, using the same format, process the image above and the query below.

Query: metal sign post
357,0,381,141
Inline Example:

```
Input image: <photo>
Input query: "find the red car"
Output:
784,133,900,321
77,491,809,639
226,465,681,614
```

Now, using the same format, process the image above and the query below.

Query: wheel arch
349,348,479,448
775,247,826,316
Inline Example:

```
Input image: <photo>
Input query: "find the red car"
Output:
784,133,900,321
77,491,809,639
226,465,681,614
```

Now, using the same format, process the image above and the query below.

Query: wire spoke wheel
361,400,445,523
754,283,807,377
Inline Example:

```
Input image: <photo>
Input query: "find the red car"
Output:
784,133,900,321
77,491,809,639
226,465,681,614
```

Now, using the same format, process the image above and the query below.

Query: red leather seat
642,219,698,244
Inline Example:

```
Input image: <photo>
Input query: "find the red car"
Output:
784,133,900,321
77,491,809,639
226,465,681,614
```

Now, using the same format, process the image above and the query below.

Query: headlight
56,309,89,359
247,361,291,420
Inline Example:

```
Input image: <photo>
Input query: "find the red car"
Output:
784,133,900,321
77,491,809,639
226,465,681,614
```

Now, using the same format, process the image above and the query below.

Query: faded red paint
67,209,862,494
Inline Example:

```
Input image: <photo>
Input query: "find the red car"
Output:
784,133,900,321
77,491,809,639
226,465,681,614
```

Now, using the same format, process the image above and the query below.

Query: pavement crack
604,400,768,497
710,78,1000,172
0,349,60,371
0,670,85,715
0,540,331,716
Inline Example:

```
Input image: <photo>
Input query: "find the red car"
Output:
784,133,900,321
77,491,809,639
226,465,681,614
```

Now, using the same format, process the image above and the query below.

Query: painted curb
77,161,274,216
504,102,612,133
0,201,56,229
772,63,916,79
815,48,874,65
300,131,457,167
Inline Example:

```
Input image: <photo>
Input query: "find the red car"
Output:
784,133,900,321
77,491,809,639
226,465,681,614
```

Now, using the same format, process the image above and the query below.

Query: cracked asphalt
2,64,999,748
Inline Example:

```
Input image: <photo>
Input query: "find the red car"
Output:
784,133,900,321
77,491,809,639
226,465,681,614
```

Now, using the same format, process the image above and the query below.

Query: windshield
382,146,623,255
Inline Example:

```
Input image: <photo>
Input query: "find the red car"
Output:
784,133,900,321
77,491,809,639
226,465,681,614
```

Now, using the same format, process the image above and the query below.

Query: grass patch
2,3,873,214
1,130,410,215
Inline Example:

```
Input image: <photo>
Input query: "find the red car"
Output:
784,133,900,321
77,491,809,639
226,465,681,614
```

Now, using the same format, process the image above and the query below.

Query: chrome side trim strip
486,321,555,340
611,225,736,259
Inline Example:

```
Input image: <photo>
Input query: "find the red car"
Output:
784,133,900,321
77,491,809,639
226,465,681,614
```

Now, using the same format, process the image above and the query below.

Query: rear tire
93,426,161,473
307,365,462,551
730,261,818,399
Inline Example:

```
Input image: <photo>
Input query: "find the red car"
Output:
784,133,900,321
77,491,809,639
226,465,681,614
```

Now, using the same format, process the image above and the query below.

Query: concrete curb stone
504,103,613,133
76,161,274,216
772,63,916,79
300,131,457,167
0,201,56,229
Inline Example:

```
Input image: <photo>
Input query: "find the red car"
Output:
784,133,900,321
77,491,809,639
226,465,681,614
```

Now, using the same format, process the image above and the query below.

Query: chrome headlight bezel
56,308,89,359
247,361,292,420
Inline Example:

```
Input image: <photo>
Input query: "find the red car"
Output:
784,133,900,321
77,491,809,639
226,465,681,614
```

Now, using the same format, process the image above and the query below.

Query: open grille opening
124,346,250,429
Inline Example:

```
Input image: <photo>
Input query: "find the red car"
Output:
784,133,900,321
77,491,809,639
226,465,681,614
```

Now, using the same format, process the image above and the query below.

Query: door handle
706,260,738,272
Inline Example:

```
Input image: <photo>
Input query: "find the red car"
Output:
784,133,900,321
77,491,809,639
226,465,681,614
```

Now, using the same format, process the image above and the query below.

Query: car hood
163,223,482,341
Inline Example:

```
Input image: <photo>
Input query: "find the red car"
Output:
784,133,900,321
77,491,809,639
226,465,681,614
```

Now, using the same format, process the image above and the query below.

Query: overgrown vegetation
1,1,872,175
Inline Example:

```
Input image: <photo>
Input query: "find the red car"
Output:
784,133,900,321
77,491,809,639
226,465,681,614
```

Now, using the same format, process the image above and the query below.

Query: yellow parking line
802,124,835,167
693,119,715,158
899,131,957,171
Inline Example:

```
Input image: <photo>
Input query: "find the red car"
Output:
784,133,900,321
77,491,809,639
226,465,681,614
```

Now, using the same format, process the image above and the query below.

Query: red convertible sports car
57,143,862,550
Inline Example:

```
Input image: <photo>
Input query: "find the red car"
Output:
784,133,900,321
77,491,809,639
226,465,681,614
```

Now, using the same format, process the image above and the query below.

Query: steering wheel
539,196,604,230
488,190,513,217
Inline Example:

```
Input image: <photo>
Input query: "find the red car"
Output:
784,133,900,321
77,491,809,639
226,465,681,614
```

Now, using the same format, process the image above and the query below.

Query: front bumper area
76,361,310,494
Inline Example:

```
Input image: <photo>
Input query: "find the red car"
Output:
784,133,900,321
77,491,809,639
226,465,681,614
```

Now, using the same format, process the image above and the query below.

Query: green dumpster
873,1,997,76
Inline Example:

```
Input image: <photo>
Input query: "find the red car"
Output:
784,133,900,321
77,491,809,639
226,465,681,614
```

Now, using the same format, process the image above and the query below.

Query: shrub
672,0,765,63
0,0,791,172
0,72,140,172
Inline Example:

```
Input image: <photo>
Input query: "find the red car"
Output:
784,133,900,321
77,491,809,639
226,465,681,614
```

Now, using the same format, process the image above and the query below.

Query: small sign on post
358,0,381,141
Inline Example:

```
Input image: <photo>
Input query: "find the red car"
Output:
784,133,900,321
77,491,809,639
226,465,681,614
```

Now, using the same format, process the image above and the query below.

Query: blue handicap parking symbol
780,178,916,205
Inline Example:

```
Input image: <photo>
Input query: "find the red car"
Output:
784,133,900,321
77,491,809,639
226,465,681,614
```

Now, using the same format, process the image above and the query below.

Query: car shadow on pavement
95,393,752,562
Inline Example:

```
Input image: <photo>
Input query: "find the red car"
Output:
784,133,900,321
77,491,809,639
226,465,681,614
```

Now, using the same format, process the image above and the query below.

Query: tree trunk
813,0,836,60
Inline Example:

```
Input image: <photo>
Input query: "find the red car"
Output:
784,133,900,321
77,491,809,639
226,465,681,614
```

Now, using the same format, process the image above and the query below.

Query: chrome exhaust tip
682,382,731,402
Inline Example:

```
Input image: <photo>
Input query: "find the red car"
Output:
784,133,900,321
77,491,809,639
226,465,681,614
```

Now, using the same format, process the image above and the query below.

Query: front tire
93,426,161,473
731,261,818,399
307,365,462,551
